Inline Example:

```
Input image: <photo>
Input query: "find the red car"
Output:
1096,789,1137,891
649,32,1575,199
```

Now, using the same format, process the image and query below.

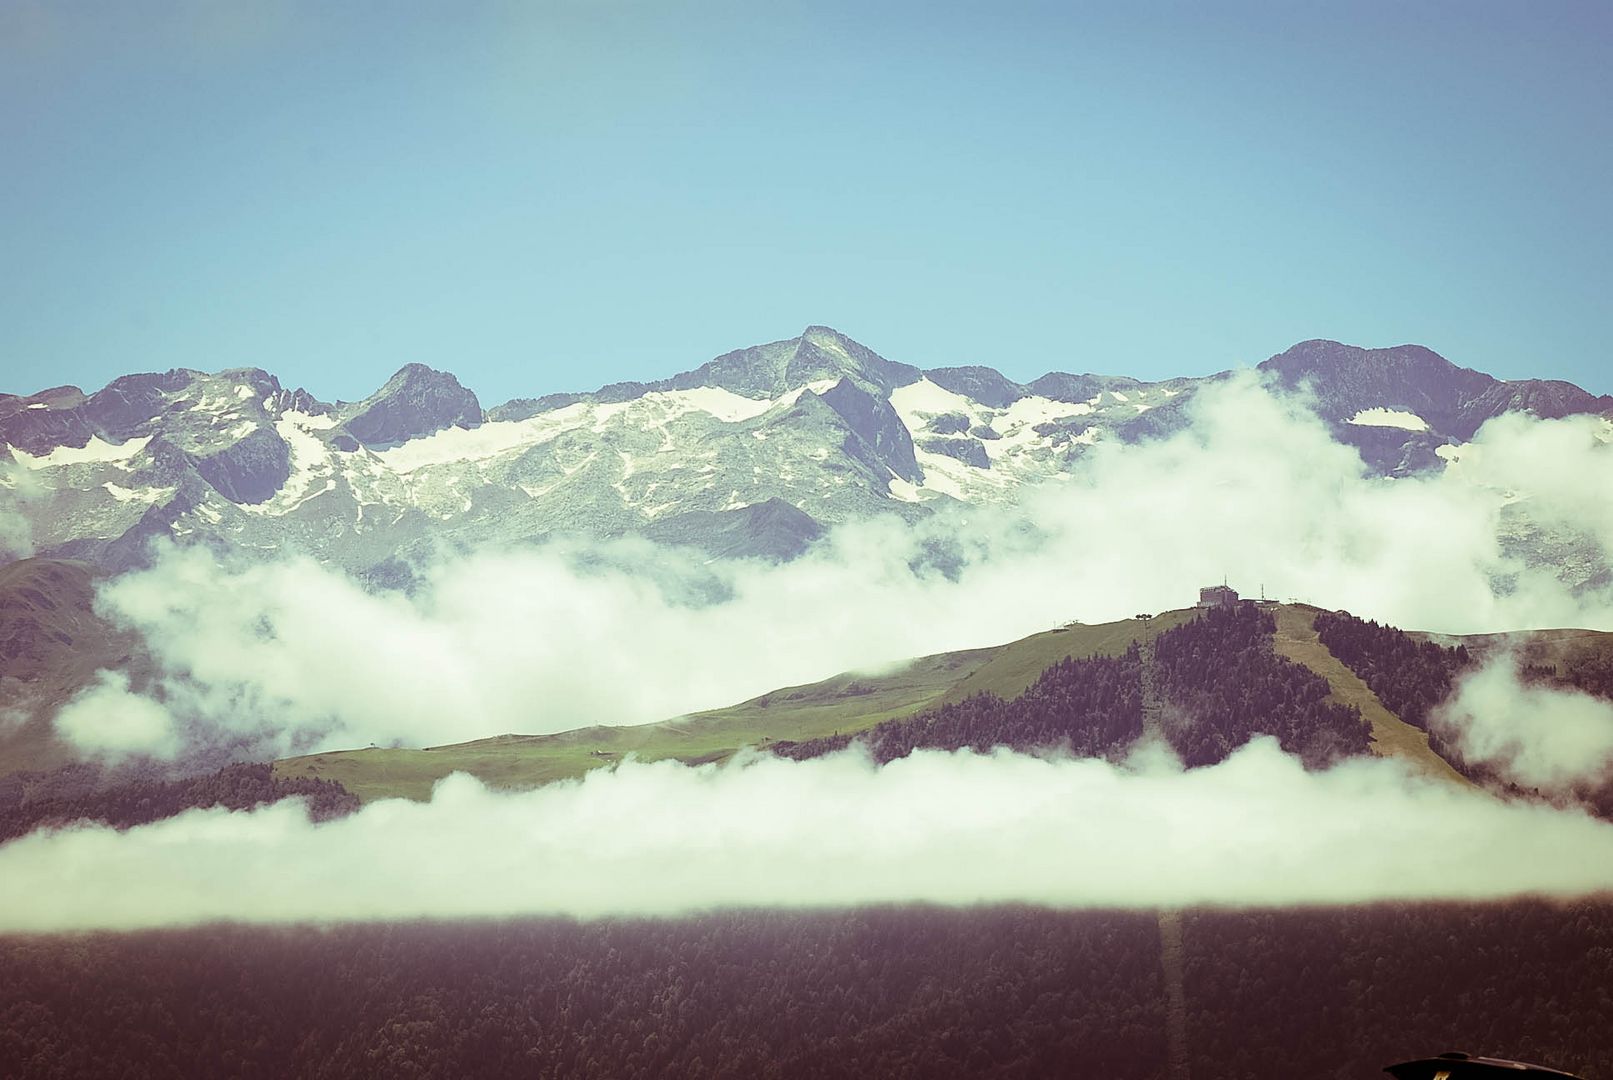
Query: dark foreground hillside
0,762,358,843
1184,901,1613,1079
1,902,1609,1080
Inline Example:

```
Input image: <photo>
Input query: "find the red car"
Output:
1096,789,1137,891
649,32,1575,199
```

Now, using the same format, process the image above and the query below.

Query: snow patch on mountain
887,377,1108,499
14,436,153,470
235,414,345,517
378,383,838,476
1348,408,1430,432
891,379,1096,440
103,482,177,503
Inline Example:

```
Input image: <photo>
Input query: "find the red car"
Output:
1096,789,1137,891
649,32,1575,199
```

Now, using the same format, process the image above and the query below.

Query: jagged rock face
339,364,482,449
1026,372,1108,404
919,436,991,469
2,327,1608,580
926,366,1026,409
191,428,292,506
1460,380,1610,436
1259,340,1494,428
1344,425,1446,476
818,379,923,484
1258,340,1613,466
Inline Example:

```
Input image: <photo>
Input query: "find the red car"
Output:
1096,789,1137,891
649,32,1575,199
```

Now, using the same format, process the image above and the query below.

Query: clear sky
2,0,1609,405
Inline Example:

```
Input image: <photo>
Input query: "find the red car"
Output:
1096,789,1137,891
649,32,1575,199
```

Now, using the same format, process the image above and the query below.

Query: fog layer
2,740,1611,931
1435,655,1613,793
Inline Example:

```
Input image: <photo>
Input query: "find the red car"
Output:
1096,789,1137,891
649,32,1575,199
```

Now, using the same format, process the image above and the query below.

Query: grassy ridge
275,614,1200,802
0,573,1594,804
941,609,1198,703
274,646,998,801
282,603,1613,803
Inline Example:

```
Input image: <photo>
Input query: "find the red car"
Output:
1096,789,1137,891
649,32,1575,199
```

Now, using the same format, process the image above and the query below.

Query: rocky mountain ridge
2,327,1609,574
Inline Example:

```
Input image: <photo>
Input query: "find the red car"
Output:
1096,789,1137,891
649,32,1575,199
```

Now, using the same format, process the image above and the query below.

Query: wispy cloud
0,459,42,560
1434,655,1613,795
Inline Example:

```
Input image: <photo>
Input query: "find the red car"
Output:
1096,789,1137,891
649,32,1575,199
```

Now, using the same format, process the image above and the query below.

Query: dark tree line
1312,610,1528,804
780,606,1375,772
775,646,1144,764
1515,649,1613,820
0,908,1168,1080
1313,609,1472,729
1560,647,1613,699
1315,609,1613,820
1519,648,1613,702
1154,605,1371,768
1183,900,1613,1080
0,762,358,843
2,902,1611,1079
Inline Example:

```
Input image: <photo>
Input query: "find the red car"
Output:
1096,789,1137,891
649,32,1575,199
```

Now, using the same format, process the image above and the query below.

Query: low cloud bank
1434,656,1613,794
0,459,41,559
1,740,1611,932
57,373,1613,759
54,671,180,757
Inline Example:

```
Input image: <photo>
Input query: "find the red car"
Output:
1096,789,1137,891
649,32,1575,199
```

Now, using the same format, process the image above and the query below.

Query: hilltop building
1197,584,1239,609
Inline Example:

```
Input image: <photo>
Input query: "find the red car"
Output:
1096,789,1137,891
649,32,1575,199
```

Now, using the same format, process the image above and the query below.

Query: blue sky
2,0,1609,404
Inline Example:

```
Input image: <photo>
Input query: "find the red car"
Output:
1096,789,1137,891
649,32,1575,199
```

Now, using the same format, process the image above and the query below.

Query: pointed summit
338,364,482,450
669,326,921,398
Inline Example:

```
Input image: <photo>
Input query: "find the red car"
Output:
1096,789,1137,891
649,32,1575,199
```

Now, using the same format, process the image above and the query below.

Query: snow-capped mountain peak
3,330,1608,574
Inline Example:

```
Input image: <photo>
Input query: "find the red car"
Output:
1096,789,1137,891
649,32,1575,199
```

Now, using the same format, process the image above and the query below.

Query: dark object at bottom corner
1385,1051,1582,1079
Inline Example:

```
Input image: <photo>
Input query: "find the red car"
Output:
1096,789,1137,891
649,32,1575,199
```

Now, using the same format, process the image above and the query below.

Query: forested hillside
0,910,1168,1080
774,646,1144,764
1183,901,1613,1078
1,902,1607,1079
0,763,357,843
1154,604,1370,768
1314,609,1471,731
1316,609,1613,819
779,604,1371,771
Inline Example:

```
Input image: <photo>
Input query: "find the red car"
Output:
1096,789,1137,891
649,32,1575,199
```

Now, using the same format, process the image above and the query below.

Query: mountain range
5,327,1609,575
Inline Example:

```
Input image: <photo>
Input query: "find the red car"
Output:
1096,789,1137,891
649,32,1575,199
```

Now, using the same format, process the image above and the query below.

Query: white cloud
53,671,180,759
1433,655,1613,795
0,458,43,559
55,372,1613,759
3,740,1613,932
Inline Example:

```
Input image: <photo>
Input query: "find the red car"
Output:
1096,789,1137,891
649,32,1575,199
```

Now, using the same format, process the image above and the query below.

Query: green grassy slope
278,604,1613,803
276,613,1204,802
1270,604,1473,786
274,648,996,802
940,608,1199,703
